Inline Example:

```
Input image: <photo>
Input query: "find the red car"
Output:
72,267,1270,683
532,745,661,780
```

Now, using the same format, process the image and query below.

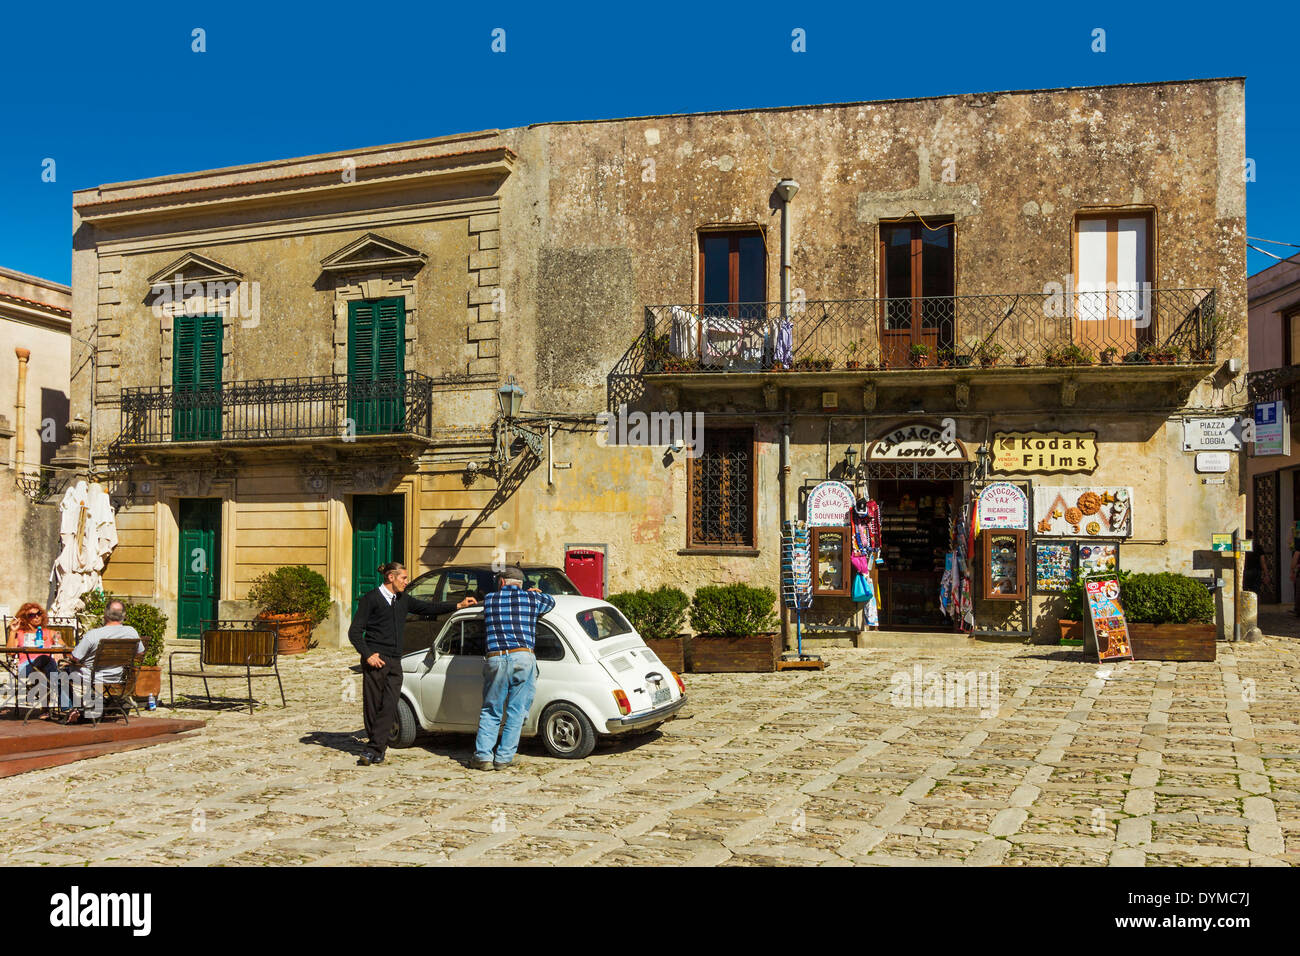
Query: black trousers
362,653,403,753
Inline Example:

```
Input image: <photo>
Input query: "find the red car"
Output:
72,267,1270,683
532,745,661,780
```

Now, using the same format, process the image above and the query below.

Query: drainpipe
775,179,799,320
13,347,30,471
780,392,791,648
775,180,798,652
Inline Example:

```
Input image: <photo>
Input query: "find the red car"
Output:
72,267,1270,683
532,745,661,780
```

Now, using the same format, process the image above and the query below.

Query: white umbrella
48,480,118,619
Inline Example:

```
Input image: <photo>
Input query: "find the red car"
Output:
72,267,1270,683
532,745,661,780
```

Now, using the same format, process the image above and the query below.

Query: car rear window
575,606,633,641
527,569,581,595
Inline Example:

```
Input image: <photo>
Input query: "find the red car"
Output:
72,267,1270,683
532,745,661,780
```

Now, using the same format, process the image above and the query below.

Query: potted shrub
1014,353,1028,367
686,584,780,673
608,586,689,672
247,565,332,655
1061,344,1095,366
1118,571,1216,660
846,341,861,371
976,340,1004,367
954,352,974,368
78,589,169,700
937,347,955,368
1099,346,1118,365
908,343,932,368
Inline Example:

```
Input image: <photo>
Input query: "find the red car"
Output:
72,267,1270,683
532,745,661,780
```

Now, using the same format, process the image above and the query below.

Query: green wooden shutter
348,298,404,434
173,314,222,441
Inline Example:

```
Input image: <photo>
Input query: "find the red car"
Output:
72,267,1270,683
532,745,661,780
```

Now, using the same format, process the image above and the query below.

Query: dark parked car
399,563,582,654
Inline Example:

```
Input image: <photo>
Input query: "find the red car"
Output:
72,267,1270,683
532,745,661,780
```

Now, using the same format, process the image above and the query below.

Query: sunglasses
23,612,41,619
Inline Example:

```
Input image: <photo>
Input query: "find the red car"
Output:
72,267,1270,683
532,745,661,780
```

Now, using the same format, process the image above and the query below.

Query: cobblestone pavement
1,635,1298,866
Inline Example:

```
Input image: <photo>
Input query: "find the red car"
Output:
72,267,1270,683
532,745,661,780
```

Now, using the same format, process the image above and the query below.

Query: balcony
638,289,1218,379
113,372,435,455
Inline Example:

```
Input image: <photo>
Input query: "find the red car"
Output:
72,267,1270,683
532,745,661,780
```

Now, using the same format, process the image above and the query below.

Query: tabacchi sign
992,431,1098,473
870,423,965,460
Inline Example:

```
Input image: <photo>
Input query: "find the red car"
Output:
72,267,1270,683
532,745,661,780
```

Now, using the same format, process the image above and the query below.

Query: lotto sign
977,482,1029,529
1085,578,1133,663
1182,417,1242,452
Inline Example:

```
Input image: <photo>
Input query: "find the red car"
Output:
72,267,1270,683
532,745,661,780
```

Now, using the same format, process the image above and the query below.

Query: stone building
1,266,73,609
1244,252,1300,604
70,77,1248,646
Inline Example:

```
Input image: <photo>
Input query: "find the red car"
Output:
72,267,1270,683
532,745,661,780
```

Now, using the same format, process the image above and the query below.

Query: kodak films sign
993,431,1097,473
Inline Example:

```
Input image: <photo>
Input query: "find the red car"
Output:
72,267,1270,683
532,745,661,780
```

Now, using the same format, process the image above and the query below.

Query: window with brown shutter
687,426,756,549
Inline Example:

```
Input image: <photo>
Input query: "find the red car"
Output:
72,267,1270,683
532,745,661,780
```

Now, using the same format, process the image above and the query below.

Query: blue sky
1,0,1294,285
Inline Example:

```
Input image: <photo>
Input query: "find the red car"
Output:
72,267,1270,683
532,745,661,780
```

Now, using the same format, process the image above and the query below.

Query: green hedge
607,586,689,642
1063,571,1213,625
689,584,777,637
78,589,169,666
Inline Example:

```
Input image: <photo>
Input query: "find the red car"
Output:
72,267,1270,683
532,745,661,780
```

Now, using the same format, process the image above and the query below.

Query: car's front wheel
540,702,597,759
391,697,419,749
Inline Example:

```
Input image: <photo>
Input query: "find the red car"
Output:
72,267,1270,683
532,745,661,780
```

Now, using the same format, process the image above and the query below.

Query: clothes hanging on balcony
773,318,793,368
668,305,699,359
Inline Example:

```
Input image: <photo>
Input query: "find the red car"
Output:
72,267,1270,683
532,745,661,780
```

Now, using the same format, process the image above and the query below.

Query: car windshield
575,606,633,641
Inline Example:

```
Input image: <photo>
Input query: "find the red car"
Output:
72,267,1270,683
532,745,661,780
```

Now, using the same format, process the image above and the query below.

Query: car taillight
672,671,685,694
612,690,631,715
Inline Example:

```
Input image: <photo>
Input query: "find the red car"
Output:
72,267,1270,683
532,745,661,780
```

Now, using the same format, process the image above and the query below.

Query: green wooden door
347,298,405,435
352,495,405,610
173,314,223,441
178,498,221,639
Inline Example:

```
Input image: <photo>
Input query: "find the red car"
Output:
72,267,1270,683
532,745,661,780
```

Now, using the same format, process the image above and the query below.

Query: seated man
64,599,144,722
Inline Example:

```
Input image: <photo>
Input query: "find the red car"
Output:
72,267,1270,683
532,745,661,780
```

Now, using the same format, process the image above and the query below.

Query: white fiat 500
391,595,686,759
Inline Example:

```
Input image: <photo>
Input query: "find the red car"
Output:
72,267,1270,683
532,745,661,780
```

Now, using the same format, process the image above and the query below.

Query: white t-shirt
72,624,144,683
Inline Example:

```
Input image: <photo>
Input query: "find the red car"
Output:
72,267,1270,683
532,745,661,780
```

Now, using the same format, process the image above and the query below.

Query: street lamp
497,377,525,419
975,444,992,479
844,445,858,476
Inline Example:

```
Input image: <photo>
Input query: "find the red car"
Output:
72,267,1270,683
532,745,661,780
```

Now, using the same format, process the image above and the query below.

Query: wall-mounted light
975,444,992,479
844,444,858,475
497,376,525,419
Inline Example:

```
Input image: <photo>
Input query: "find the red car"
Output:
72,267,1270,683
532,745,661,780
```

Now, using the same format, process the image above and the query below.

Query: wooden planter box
1128,623,1216,662
686,632,781,673
644,636,687,673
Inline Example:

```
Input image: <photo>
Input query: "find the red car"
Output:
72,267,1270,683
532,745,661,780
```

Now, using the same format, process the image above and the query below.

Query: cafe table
0,646,75,718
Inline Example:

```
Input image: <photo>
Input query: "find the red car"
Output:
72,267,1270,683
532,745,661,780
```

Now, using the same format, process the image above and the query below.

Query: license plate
652,686,670,706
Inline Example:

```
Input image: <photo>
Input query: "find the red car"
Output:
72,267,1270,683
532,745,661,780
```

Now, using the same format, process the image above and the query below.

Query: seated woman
5,602,70,709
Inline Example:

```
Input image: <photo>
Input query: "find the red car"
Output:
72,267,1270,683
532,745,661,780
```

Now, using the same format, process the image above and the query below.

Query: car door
415,620,475,728
438,616,487,728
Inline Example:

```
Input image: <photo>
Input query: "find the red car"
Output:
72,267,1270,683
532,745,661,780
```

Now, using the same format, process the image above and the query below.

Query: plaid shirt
483,587,556,654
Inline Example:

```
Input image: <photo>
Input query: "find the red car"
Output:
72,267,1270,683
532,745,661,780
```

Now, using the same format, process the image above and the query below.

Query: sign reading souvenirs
869,423,965,460
1034,486,1133,537
1182,417,1242,452
992,431,1097,473
1254,400,1290,457
976,482,1029,529
1085,578,1134,663
806,480,855,526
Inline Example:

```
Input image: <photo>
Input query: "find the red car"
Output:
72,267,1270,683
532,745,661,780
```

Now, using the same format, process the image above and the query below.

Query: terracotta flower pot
257,612,314,655
134,665,162,700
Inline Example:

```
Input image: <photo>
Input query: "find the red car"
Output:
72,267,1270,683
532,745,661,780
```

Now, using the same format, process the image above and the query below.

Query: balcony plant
937,347,956,369
1060,344,1095,366
908,343,932,368
975,340,1004,367
1099,346,1119,365
1014,353,1028,367
247,565,332,655
954,351,974,368
846,341,861,371
608,586,690,671
687,584,780,673
78,589,169,700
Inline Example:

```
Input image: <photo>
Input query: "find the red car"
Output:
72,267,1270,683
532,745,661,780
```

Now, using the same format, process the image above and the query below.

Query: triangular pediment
320,233,427,273
147,252,243,286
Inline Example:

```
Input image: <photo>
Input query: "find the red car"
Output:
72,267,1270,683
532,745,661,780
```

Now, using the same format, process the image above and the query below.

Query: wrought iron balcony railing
114,372,435,446
639,289,1217,373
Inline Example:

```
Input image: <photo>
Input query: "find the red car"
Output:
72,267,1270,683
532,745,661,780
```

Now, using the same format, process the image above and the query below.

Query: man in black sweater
348,561,476,765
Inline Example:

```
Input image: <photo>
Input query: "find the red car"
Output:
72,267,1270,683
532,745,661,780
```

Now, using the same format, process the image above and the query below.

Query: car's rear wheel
540,702,597,759
391,697,419,749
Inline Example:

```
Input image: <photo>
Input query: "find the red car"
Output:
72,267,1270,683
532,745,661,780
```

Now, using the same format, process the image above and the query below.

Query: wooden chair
84,638,142,726
168,621,285,714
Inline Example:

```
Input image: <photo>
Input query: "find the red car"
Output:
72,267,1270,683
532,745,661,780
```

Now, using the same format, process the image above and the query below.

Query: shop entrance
872,478,961,630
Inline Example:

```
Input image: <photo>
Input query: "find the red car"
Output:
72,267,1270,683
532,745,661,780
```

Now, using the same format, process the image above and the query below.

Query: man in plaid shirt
472,566,556,770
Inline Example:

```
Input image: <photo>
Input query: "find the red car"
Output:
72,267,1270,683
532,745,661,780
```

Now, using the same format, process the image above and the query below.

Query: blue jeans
474,651,537,764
